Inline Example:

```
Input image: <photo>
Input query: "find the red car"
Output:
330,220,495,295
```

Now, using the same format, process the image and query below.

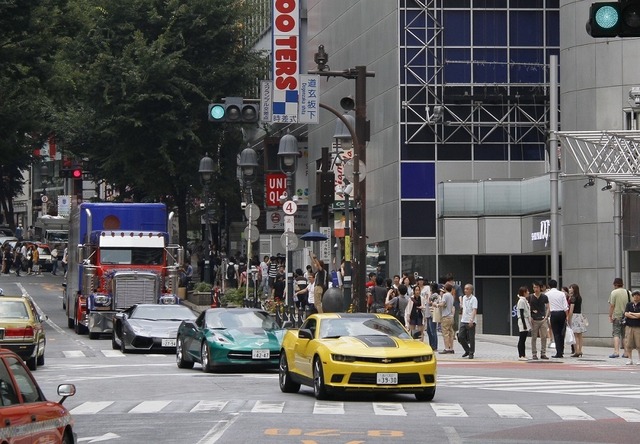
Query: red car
0,348,76,443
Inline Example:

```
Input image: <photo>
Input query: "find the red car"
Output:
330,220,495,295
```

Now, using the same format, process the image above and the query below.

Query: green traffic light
596,5,619,29
209,104,225,120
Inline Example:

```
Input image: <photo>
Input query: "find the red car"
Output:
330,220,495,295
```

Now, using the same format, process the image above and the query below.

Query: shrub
193,282,212,293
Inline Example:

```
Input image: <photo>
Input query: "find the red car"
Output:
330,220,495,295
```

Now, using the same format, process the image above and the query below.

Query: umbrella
300,231,328,242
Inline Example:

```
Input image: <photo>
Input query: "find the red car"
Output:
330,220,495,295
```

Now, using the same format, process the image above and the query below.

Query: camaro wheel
176,337,194,369
415,387,436,402
201,342,214,373
279,353,300,393
313,357,329,400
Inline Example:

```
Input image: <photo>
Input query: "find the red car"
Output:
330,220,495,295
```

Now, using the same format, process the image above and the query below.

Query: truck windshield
100,248,164,265
47,231,69,243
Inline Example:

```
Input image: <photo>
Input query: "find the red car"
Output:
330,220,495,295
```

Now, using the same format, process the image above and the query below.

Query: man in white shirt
546,279,569,358
458,284,478,359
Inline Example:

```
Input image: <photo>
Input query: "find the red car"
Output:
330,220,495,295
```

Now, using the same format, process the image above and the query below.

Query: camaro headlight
331,354,357,362
93,295,111,306
414,355,433,362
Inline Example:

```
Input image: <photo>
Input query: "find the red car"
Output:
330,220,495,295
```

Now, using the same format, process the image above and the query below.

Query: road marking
196,416,239,444
70,401,114,414
313,401,345,414
548,405,594,421
489,404,532,419
431,403,467,417
372,402,406,416
128,400,171,413
191,400,229,413
101,350,125,358
607,407,640,422
62,351,86,358
251,401,285,413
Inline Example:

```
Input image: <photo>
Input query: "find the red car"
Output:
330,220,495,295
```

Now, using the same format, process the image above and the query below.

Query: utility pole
310,45,375,312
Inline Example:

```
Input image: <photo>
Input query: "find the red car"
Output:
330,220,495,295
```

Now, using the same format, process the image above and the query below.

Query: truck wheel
67,318,74,329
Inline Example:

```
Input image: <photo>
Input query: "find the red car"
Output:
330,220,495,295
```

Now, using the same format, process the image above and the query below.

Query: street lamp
199,153,215,284
277,131,298,314
238,146,259,306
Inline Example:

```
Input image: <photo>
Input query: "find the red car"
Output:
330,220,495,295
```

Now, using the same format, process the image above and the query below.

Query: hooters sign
266,173,288,207
272,0,300,123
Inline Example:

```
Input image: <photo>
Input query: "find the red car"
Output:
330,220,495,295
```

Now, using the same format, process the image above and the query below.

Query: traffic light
587,1,640,37
207,97,259,123
71,167,82,179
60,166,83,178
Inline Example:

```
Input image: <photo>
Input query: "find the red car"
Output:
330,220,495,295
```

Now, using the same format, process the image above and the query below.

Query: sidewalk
435,332,628,365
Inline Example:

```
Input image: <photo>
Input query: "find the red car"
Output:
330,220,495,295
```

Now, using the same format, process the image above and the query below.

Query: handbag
565,326,576,345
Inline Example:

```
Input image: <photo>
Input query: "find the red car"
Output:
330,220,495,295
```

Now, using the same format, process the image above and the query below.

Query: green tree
53,0,264,247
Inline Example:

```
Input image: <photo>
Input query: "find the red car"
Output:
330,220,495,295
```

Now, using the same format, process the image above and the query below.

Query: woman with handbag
517,286,532,361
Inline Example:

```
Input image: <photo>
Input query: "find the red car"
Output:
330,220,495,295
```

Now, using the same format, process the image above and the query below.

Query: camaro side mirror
298,329,313,340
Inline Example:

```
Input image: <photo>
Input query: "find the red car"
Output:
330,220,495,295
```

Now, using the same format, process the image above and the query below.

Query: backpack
227,263,236,280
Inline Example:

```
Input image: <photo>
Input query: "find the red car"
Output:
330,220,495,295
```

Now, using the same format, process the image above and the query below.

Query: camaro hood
215,328,284,347
127,319,184,338
320,335,432,357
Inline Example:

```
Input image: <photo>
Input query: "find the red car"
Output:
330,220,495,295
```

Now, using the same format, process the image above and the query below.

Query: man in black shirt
623,290,640,365
528,281,550,360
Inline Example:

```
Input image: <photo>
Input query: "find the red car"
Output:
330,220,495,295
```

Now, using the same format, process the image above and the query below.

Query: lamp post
40,164,50,216
278,131,299,313
310,45,375,313
238,146,259,306
199,153,215,285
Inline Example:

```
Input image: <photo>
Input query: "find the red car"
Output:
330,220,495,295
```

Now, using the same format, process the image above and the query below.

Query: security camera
240,202,247,209
314,45,329,70
199,203,205,210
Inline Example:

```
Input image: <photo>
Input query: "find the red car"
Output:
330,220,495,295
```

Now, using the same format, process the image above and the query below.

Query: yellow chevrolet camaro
279,313,436,401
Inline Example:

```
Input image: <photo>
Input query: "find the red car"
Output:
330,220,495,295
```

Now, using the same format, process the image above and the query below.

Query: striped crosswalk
438,374,640,399
66,399,640,422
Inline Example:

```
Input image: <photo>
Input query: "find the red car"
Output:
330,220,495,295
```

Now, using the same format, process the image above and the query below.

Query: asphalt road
3,273,640,444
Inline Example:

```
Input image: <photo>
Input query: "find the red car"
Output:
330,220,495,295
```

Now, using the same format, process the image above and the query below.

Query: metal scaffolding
557,130,640,187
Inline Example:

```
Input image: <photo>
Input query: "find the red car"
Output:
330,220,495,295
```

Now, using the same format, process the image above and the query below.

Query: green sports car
176,307,286,372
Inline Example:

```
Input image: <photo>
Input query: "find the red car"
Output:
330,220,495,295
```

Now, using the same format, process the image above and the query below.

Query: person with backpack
386,284,411,328
226,257,238,289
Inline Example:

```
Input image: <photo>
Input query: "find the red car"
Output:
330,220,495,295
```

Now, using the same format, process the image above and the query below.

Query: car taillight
4,327,35,339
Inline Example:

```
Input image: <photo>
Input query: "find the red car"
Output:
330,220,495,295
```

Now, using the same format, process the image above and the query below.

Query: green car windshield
319,317,411,339
205,310,279,331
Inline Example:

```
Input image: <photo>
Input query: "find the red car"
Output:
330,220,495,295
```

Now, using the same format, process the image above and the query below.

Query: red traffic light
72,168,82,179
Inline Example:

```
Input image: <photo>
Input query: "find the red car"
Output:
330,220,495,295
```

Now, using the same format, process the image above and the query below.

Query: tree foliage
0,0,262,241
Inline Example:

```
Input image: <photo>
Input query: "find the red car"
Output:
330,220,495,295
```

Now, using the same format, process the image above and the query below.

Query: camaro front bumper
319,358,436,393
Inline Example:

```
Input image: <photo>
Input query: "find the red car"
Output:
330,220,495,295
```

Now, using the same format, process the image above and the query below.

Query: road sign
41,195,49,203
282,200,298,215
284,215,294,233
280,231,298,250
244,203,260,221
244,225,259,241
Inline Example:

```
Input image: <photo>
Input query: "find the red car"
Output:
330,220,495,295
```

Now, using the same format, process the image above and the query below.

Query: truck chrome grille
113,273,158,309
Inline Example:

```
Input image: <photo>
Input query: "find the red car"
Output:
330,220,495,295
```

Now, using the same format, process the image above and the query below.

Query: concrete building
250,0,640,339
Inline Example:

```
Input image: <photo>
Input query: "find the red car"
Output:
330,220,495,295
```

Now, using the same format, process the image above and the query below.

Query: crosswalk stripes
437,374,640,399
66,400,640,422
59,350,175,358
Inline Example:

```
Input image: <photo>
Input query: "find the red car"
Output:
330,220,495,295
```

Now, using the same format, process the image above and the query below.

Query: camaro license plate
376,372,398,385
161,339,176,347
252,349,270,359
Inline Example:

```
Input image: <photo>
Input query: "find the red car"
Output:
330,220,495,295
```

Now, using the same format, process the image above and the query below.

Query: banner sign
272,0,300,123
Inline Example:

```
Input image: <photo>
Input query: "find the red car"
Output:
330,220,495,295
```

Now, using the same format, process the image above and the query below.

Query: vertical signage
299,75,319,123
272,0,300,123
265,173,288,207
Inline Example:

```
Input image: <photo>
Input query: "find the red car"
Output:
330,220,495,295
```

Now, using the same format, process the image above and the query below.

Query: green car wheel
201,342,214,373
